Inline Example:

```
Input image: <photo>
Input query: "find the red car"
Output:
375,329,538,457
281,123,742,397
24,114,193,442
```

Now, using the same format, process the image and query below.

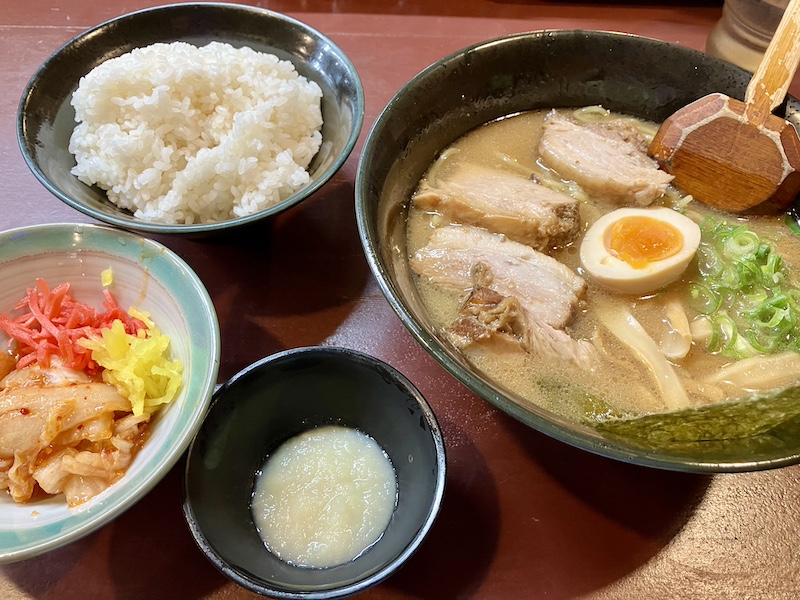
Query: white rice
69,41,323,224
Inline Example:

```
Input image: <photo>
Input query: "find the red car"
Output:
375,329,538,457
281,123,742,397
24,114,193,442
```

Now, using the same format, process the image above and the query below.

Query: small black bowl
17,2,364,236
182,347,446,599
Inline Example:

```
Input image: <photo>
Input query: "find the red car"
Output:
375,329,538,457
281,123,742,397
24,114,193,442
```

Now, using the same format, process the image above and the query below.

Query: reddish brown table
3,2,800,599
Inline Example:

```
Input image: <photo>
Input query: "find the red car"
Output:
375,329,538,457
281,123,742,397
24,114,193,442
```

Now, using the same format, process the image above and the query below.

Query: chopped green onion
712,313,759,358
717,264,742,289
735,259,760,288
762,252,784,285
689,283,721,315
785,211,800,237
745,329,779,353
722,229,759,258
714,314,738,350
737,288,769,311
695,244,723,277
689,217,800,358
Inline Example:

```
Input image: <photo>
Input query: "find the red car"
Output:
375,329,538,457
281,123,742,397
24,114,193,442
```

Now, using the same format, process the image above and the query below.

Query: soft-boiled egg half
579,207,701,295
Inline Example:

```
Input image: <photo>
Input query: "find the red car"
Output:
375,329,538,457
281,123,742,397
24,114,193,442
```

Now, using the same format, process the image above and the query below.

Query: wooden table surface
3,1,800,599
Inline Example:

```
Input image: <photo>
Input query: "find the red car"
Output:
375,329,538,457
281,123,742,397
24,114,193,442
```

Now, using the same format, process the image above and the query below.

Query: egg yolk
606,216,684,269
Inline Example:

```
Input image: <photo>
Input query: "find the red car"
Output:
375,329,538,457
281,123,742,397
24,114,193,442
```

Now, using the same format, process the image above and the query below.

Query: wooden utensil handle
744,0,800,125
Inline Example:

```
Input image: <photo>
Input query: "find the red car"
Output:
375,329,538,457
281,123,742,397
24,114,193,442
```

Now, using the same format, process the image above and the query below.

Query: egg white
579,207,701,295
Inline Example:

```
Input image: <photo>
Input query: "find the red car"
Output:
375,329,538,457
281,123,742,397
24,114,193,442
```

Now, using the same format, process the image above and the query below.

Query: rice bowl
17,3,364,236
69,41,323,225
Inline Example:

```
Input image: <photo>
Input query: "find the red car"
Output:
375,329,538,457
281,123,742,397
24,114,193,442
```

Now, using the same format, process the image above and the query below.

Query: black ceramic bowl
17,2,363,236
354,30,800,473
182,347,446,599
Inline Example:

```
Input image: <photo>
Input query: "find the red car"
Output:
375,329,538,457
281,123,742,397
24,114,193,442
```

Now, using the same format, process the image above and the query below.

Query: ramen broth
406,108,800,421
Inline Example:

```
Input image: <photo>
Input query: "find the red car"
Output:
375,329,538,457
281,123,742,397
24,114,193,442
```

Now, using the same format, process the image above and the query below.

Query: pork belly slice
524,312,599,370
411,224,586,328
538,111,673,206
448,284,530,355
448,280,598,370
414,162,580,251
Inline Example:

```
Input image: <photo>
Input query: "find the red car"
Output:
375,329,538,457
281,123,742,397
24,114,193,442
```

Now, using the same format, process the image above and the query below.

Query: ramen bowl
182,346,446,598
355,29,800,473
17,2,364,236
0,223,220,563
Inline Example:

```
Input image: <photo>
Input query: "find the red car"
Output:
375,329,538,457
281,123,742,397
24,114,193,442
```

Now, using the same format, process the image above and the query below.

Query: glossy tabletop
3,1,800,599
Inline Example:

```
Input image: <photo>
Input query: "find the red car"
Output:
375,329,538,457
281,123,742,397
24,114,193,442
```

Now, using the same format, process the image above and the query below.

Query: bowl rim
182,345,447,599
0,222,221,563
355,28,800,474
16,2,365,235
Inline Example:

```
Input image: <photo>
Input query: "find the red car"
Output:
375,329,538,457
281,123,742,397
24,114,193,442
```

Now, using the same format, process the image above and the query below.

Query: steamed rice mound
69,41,323,224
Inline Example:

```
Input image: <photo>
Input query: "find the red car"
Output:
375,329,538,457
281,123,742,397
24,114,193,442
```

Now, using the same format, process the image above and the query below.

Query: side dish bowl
355,29,800,473
183,346,446,599
17,2,364,236
0,223,220,563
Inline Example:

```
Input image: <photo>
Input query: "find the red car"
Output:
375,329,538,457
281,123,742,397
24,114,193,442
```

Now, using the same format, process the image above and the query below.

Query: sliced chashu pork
538,111,673,206
411,224,585,329
413,162,580,251
448,282,530,355
447,268,598,370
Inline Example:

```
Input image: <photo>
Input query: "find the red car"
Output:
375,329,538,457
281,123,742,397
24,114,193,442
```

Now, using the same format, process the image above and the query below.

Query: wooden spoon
648,0,800,213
